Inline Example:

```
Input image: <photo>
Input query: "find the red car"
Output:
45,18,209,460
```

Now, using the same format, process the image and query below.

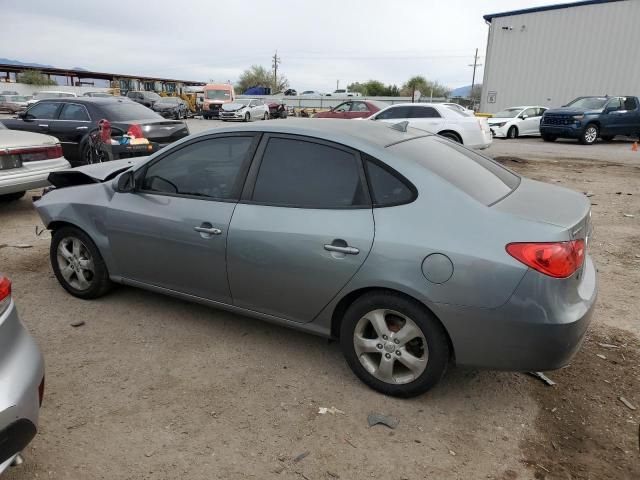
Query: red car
314,100,388,119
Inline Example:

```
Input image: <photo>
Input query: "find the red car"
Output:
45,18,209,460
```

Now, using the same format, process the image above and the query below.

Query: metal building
480,0,640,113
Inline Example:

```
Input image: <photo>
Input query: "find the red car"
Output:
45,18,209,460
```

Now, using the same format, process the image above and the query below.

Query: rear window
99,101,162,121
388,136,520,205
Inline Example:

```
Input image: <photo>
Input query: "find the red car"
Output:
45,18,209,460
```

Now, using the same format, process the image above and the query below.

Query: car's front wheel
340,292,450,397
244,112,251,122
507,126,518,139
263,112,269,120
580,124,599,145
50,226,112,299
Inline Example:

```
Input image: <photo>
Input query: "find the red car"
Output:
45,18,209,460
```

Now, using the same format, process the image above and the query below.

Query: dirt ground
1,146,639,479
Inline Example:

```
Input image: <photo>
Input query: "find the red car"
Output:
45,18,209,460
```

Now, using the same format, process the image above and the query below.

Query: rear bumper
436,255,597,371
0,301,44,474
0,158,70,195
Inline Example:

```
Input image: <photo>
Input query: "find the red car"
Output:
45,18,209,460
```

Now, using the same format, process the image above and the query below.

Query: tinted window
252,138,367,208
389,136,520,205
537,107,547,116
60,104,90,121
623,97,638,110
27,102,59,119
365,157,415,207
376,106,410,120
606,98,622,111
100,101,162,121
409,106,440,118
141,136,253,200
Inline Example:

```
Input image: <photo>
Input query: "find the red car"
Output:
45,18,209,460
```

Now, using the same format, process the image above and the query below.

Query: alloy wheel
56,237,95,291
353,309,428,384
585,126,598,144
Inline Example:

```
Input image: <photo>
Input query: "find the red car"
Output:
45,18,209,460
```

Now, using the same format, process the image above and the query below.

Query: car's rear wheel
50,226,112,299
244,112,251,122
507,126,518,139
542,134,557,142
340,292,449,397
0,191,26,202
580,124,599,145
439,131,462,143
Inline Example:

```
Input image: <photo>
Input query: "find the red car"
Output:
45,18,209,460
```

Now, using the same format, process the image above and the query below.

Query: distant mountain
0,58,89,71
450,85,472,98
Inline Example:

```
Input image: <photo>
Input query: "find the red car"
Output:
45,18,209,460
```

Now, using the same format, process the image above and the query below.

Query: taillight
506,240,585,278
127,124,144,138
0,275,11,315
0,144,63,162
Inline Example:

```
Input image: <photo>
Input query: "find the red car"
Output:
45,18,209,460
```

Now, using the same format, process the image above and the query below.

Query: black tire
507,126,518,139
174,110,180,120
50,226,112,299
439,131,462,143
339,291,450,397
244,112,250,122
542,134,557,142
263,112,269,121
579,123,599,145
0,191,26,202
600,135,615,142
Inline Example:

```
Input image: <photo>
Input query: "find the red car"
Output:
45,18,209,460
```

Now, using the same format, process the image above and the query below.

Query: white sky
1,0,571,91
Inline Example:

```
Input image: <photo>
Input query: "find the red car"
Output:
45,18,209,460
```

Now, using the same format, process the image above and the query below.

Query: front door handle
38,124,48,128
194,226,222,235
324,244,359,255
76,126,88,130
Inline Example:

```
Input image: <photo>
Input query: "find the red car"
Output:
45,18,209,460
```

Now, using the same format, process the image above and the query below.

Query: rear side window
389,136,520,205
252,137,368,208
60,104,90,121
364,157,415,207
408,106,440,118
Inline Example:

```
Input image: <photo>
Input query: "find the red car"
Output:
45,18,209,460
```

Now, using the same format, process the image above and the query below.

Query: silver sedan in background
0,275,45,474
34,119,597,397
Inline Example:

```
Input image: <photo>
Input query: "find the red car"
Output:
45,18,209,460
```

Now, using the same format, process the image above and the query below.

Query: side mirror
115,170,135,193
604,106,617,114
18,111,30,120
520,114,528,119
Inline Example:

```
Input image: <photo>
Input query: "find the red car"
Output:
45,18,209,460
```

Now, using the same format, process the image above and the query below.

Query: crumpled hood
47,157,147,188
222,102,247,112
487,117,513,124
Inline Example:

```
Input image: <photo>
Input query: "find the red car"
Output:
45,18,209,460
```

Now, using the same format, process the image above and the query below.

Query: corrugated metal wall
480,0,640,113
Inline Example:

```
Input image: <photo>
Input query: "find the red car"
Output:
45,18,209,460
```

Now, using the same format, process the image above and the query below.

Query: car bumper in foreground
0,157,70,195
0,301,44,474
435,255,597,371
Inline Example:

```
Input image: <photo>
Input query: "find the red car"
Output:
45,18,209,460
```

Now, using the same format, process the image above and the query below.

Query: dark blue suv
540,96,640,145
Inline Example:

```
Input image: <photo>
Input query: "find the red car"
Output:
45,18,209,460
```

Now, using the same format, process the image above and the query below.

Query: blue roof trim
483,0,625,21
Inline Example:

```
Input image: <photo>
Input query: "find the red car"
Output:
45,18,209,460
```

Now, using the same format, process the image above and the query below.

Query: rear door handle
324,244,359,255
194,226,222,235
38,124,48,128
76,126,88,130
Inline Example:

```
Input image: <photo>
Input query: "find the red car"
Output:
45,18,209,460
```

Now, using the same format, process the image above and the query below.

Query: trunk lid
118,120,188,144
493,178,591,240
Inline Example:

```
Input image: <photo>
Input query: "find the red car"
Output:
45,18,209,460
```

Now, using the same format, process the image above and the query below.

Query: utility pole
336,80,339,91
468,48,482,108
272,50,280,91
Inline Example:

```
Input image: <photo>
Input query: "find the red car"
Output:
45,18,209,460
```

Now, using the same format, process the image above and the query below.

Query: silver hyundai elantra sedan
34,119,597,397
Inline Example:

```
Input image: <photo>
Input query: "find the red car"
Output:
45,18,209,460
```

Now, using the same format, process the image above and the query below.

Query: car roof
36,97,130,105
190,118,429,150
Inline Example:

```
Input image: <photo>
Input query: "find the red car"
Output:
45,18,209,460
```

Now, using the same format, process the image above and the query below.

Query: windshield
493,108,522,118
205,89,230,100
99,101,162,121
145,92,161,100
389,135,519,205
565,97,608,110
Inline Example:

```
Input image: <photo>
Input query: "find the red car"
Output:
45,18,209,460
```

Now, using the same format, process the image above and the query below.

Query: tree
17,70,56,86
237,64,288,94
346,80,401,97
401,76,450,100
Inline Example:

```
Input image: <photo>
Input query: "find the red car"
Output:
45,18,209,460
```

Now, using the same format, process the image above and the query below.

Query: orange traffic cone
632,142,638,152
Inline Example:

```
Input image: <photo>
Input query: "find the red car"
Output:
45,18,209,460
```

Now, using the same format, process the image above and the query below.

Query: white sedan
0,123,70,201
366,103,492,149
487,106,548,139
219,99,270,122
